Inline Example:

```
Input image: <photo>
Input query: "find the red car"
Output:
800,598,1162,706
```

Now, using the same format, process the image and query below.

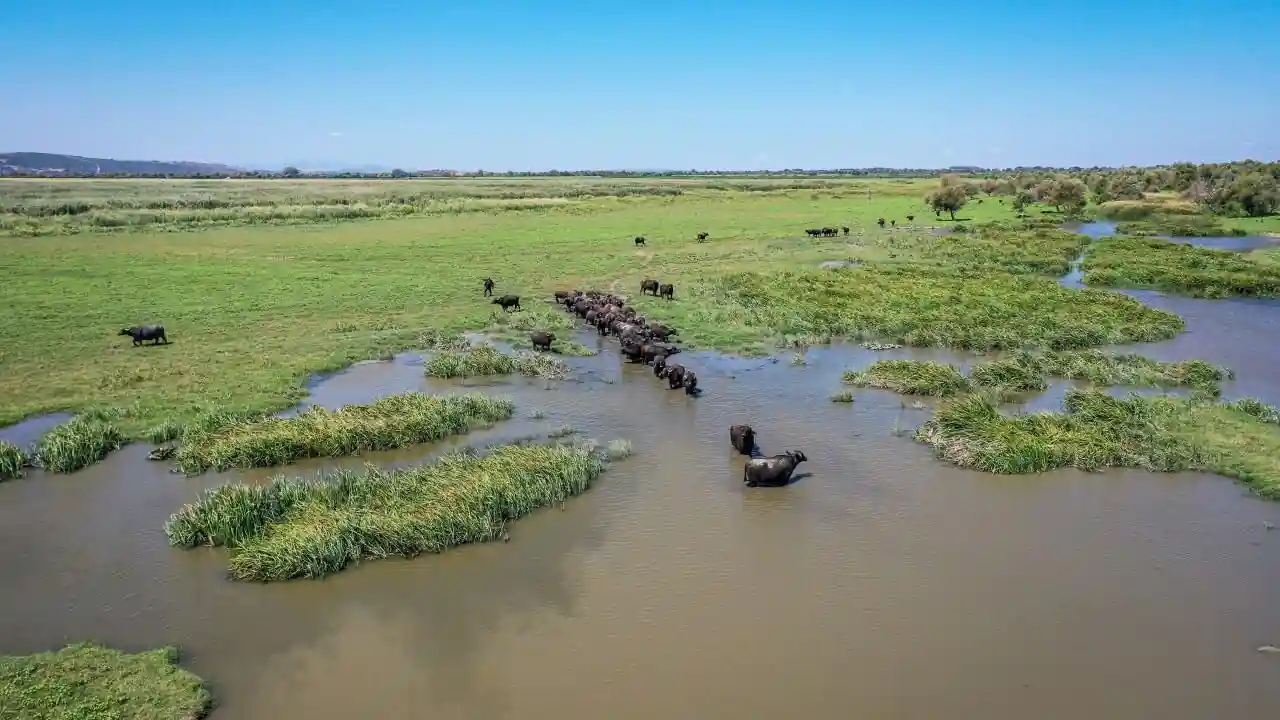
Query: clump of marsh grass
418,329,472,351
547,424,577,438
1228,397,1279,424
1083,235,1280,298
424,343,568,379
0,643,213,720
603,438,634,460
33,412,126,473
0,441,29,481
143,421,184,445
165,439,631,581
915,389,1280,499
174,392,515,473
486,307,576,334
843,360,973,396
551,340,597,357
830,390,855,403
972,350,1231,393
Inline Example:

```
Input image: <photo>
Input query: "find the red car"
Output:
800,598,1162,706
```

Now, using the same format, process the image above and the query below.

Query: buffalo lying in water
729,424,756,456
120,324,168,346
743,450,808,487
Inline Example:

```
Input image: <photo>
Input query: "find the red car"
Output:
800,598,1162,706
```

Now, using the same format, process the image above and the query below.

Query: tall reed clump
1082,235,1280,298
843,360,973,396
915,389,1280,499
424,343,568,379
0,441,29,481
33,411,126,473
0,643,213,720
165,439,630,581
971,350,1231,394
174,392,515,474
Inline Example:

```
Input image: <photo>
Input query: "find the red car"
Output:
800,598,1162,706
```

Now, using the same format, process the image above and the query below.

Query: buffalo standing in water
663,363,686,389
743,450,808,487
482,277,496,297
729,424,756,456
492,294,521,312
120,325,168,346
530,331,555,351
682,369,699,395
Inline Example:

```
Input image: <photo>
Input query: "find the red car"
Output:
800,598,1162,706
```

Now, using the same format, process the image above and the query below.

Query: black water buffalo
664,363,686,388
492,294,521,312
823,227,839,237
743,450,808,487
891,219,897,227
697,231,709,240
877,218,886,228
530,331,555,351
482,277,495,297
906,215,915,222
654,356,668,377
658,283,674,300
729,424,756,456
120,325,168,346
554,290,573,304
641,343,679,364
640,278,659,296
648,324,678,342
805,228,822,237
842,226,850,236
682,370,699,395
635,236,647,246
621,342,646,363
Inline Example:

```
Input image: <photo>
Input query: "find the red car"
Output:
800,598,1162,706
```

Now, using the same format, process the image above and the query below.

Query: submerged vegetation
174,392,514,473
423,343,569,379
1114,215,1248,238
681,265,1184,353
166,439,631,581
1082,235,1280,298
0,441,27,481
915,390,1280,500
0,643,213,720
33,411,127,473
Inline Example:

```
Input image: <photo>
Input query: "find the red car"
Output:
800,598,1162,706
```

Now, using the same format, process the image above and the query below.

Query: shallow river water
3,248,1280,718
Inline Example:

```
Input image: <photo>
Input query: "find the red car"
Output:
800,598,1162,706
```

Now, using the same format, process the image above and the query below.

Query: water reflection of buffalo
120,324,168,346
729,424,756,456
744,450,808,487
530,331,555,351
492,294,521,312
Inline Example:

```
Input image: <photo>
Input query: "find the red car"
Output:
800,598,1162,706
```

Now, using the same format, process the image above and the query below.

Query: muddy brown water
4,316,1280,718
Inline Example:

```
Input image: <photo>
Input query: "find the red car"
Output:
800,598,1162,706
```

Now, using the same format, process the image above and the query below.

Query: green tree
390,168,409,178
281,166,301,177
928,184,968,220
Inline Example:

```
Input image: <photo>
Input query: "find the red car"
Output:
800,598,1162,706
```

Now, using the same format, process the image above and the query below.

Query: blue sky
4,0,1277,170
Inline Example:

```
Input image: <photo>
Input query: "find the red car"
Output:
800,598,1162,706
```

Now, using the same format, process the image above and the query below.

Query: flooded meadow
3,305,1280,718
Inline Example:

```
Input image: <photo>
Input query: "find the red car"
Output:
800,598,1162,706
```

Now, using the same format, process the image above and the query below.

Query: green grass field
1082,235,1280,298
0,177,1031,433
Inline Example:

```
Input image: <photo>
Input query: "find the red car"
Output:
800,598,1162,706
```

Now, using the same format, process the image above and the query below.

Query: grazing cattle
554,290,573,304
492,294,521,312
640,278,660,296
842,226,850,236
729,424,756,456
877,218,886,228
530,331,555,351
824,227,839,237
664,364,686,388
906,215,915,222
697,231,709,240
682,370,699,395
120,324,168,346
635,236,647,246
805,228,822,237
658,283,674,301
482,277,495,297
743,450,808,487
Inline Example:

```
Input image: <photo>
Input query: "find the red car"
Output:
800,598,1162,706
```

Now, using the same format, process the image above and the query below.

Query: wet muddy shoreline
5,235,1280,718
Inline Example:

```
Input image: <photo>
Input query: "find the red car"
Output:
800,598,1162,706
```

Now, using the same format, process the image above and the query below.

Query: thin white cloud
329,131,343,137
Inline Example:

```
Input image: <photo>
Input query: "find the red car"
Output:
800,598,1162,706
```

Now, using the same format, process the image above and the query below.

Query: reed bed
1114,216,1247,238
0,643,213,719
972,350,1231,393
1082,235,1280,298
165,439,631,581
174,392,515,474
843,360,973,396
423,343,569,379
968,356,1050,392
0,440,28,481
33,412,126,473
914,389,1280,499
686,264,1184,354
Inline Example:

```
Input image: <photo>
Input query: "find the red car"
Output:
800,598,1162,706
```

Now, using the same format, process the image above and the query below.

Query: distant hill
0,152,242,177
